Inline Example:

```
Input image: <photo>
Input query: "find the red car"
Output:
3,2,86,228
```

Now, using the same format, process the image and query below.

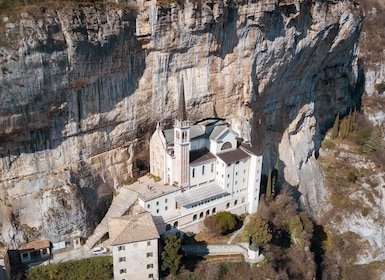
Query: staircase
83,187,138,251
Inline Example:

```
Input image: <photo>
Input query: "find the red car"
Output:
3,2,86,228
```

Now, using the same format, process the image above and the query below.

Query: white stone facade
112,239,159,280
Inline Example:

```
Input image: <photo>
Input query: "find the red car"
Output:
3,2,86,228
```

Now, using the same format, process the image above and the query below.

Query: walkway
227,215,250,244
83,186,138,251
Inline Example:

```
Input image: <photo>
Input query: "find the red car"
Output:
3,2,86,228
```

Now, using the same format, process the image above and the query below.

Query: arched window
206,210,210,216
193,214,197,221
173,221,178,227
221,142,232,150
212,207,216,214
226,202,230,209
199,212,204,219
234,200,238,206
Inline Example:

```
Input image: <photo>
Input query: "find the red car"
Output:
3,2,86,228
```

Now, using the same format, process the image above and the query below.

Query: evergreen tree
245,214,272,245
331,113,339,139
266,170,272,199
215,211,236,234
161,234,183,276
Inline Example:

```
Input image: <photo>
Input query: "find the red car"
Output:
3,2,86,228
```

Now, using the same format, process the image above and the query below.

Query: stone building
108,212,159,280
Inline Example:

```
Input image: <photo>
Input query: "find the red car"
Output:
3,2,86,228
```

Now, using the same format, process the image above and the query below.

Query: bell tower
174,77,190,187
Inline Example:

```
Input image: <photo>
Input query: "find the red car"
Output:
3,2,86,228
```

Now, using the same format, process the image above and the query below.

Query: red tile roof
19,240,51,251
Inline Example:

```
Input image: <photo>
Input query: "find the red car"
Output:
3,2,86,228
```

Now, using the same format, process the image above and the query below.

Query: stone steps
84,187,138,251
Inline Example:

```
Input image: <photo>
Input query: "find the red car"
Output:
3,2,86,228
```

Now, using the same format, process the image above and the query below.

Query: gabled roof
190,148,216,164
108,212,159,246
209,126,228,140
216,148,250,163
19,240,51,251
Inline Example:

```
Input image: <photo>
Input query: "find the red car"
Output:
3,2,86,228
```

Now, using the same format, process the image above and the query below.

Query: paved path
227,215,250,244
83,186,138,251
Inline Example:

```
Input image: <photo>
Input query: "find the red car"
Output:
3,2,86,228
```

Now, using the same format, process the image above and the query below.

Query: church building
144,79,263,232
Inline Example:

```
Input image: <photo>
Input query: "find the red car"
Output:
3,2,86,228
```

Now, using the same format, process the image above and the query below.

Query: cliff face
0,0,363,248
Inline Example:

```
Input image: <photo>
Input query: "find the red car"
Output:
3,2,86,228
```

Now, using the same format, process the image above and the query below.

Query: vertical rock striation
0,0,363,248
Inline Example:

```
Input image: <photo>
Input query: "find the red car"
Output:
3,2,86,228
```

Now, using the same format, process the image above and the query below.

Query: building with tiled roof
145,79,263,233
18,240,51,264
108,212,159,280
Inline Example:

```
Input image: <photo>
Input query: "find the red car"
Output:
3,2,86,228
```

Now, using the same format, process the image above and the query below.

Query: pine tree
266,170,272,199
331,113,339,139
161,234,183,276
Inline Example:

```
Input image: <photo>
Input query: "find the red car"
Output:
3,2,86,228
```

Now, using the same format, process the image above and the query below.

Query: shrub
361,207,370,217
321,139,336,150
375,82,385,94
346,171,357,183
121,176,136,185
27,256,113,280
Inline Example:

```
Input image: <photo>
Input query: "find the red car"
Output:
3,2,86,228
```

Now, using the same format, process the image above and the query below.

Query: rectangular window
148,274,154,279
147,241,151,246
192,168,195,178
147,204,150,209
165,198,168,203
118,245,125,251
156,201,159,206
202,166,205,175
211,163,214,173
165,206,168,211
120,269,127,274
147,252,153,257
119,257,126,262
147,264,154,269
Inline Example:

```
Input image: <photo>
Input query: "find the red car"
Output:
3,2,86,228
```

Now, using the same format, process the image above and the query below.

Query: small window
193,214,197,221
156,209,159,214
202,166,205,175
147,264,154,269
226,202,230,209
211,163,214,173
199,212,204,219
119,257,126,262
165,206,168,211
156,201,159,206
147,204,150,209
165,198,168,203
148,274,154,279
118,245,125,251
192,168,195,178
22,253,29,259
236,172,238,176
147,241,151,246
147,252,153,257
120,269,127,274
212,207,216,214
234,200,238,206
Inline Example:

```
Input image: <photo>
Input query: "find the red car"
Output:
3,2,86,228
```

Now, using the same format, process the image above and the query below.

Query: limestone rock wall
0,0,363,247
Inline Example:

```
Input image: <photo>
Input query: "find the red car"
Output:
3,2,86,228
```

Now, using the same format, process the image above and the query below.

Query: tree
331,113,339,139
204,215,221,237
161,234,183,276
214,211,237,234
245,214,272,245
